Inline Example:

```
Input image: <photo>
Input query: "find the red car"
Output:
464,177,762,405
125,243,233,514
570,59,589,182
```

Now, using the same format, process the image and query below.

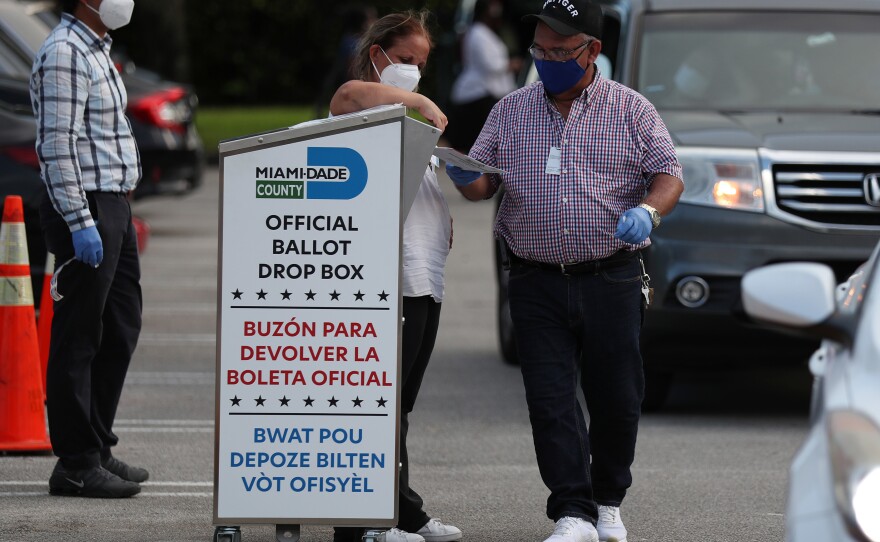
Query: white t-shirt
327,111,451,301
450,22,516,104
402,158,452,302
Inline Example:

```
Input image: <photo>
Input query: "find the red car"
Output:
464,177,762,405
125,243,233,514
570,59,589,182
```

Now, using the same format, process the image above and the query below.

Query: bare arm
329,80,448,131
643,173,684,215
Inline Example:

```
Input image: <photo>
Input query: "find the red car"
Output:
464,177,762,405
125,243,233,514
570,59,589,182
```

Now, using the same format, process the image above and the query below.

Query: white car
741,239,880,542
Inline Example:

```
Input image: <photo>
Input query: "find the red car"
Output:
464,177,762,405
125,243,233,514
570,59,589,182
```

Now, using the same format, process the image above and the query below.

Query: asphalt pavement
0,166,811,542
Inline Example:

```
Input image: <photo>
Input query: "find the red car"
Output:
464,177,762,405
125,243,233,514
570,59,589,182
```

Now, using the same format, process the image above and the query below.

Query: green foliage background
112,1,462,107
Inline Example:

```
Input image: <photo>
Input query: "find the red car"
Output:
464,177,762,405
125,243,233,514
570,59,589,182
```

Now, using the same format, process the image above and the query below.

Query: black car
0,73,47,295
0,0,205,199
471,0,880,410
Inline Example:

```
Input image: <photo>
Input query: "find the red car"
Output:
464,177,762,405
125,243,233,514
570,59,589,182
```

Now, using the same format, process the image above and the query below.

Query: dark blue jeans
507,257,645,524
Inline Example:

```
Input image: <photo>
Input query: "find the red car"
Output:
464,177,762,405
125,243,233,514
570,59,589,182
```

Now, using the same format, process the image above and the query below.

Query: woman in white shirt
329,10,459,542
447,0,519,151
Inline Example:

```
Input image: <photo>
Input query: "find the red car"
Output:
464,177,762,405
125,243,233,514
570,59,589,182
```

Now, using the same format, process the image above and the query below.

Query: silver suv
742,238,880,542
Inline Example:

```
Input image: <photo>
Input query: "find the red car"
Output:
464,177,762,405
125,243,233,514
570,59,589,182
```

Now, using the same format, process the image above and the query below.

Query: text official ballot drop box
214,105,440,529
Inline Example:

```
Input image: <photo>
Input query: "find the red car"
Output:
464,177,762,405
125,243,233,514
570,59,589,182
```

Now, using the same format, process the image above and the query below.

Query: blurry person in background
328,10,461,542
31,0,148,498
314,4,377,117
446,0,520,152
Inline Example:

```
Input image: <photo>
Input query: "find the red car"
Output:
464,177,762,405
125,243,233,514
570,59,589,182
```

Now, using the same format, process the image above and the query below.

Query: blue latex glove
445,164,482,187
72,225,103,267
614,207,652,244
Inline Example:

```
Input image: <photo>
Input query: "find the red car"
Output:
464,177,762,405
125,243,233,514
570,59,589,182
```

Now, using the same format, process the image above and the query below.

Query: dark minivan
481,0,880,409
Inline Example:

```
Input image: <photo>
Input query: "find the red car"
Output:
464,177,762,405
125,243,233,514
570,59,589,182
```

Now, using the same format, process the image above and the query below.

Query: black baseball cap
523,0,603,39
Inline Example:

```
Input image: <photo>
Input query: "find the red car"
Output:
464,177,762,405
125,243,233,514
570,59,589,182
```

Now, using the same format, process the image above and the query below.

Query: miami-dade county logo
255,147,367,200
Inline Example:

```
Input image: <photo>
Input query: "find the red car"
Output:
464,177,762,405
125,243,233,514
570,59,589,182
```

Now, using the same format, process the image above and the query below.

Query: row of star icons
231,289,390,302
229,395,389,408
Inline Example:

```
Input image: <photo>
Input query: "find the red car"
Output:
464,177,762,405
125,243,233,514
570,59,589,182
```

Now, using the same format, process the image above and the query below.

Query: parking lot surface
0,167,811,542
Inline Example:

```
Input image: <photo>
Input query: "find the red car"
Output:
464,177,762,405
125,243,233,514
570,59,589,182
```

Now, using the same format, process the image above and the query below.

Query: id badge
545,146,561,175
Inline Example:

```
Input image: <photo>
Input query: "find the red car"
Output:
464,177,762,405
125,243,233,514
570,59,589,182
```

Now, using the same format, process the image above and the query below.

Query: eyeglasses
528,40,592,62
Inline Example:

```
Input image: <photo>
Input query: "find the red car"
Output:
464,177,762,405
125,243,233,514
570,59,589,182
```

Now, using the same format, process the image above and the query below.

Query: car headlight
853,468,880,541
677,147,764,212
827,410,880,542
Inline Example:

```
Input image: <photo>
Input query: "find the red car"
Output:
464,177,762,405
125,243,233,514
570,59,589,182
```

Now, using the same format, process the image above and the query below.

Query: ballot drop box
214,105,440,541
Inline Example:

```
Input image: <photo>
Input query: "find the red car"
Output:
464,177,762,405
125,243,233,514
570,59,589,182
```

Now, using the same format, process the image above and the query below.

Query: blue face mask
535,58,587,95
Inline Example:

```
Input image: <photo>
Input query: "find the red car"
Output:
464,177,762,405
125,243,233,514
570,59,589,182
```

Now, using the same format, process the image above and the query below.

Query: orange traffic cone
37,251,55,399
0,195,52,452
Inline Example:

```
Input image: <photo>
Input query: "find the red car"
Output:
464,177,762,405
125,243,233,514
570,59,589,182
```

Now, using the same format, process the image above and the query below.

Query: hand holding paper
433,147,504,174
446,164,482,187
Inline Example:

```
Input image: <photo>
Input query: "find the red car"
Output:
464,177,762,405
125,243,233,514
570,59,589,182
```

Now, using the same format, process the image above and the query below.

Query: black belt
510,250,637,275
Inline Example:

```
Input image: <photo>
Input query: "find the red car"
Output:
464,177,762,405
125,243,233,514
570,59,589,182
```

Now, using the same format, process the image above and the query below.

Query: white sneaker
597,506,628,542
544,517,598,542
377,528,424,542
416,518,462,542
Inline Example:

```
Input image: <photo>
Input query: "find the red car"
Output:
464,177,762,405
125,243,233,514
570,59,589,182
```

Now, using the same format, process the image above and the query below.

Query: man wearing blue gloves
31,0,146,498
446,1,681,541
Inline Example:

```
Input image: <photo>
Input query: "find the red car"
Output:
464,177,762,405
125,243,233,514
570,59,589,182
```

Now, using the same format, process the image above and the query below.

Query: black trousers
39,191,142,469
334,295,441,541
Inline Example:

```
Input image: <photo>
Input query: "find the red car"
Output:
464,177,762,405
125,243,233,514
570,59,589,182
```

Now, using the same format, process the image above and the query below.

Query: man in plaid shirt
447,1,682,541
31,0,146,499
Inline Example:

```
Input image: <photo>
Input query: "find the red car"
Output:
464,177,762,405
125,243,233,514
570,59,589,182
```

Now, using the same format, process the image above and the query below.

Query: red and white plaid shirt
469,74,682,263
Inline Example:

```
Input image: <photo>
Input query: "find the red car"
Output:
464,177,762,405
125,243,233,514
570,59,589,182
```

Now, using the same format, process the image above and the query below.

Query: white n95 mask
83,0,135,30
372,47,421,92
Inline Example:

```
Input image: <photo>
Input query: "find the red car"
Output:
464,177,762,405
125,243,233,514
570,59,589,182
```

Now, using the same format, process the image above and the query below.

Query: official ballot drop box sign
214,106,440,525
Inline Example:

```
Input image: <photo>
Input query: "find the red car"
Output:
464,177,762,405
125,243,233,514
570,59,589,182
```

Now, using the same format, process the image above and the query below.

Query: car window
598,11,620,78
637,11,880,111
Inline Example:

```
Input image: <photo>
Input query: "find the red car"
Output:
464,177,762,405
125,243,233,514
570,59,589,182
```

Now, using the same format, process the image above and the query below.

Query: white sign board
214,109,428,525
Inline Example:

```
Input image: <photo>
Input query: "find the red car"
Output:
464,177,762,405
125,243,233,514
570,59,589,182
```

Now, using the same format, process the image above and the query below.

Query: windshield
637,11,880,111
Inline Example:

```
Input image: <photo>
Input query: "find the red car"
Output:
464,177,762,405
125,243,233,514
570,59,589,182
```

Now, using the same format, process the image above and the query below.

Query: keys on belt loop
639,254,654,307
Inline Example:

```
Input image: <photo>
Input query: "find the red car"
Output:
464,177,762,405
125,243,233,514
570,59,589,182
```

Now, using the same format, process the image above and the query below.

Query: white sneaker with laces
597,505,628,542
416,518,462,542
377,527,424,542
543,517,599,542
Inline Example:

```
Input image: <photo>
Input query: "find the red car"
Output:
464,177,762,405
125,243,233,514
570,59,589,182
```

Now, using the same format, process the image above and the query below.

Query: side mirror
741,263,854,345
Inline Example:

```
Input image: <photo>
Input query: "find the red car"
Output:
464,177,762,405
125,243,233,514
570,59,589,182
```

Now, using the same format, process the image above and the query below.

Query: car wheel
642,370,673,412
497,287,519,365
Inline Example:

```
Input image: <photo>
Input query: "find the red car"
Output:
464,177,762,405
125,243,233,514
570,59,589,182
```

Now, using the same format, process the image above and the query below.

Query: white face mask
83,0,135,30
372,47,421,92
